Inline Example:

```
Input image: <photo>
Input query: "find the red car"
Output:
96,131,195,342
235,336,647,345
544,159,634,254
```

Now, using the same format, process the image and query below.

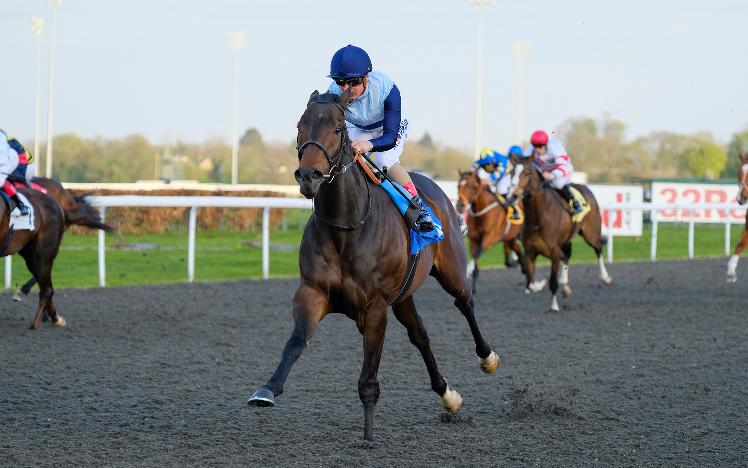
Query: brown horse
247,90,500,442
1,187,68,329
726,151,748,282
11,177,113,301
508,156,612,311
455,169,524,293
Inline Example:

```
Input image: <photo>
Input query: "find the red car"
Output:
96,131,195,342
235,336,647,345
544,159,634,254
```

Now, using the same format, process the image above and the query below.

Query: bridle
296,97,370,230
459,173,501,217
296,100,357,184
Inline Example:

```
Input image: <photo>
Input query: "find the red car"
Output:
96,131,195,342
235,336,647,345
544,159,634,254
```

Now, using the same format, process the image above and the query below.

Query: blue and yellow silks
379,179,444,255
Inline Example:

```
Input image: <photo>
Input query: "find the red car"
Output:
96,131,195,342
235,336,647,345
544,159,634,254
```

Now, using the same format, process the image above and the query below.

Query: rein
298,98,371,230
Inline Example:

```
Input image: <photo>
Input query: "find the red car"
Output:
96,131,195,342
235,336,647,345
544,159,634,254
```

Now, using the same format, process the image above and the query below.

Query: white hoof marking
53,316,66,327
480,351,500,374
528,279,547,293
441,386,463,413
550,295,560,312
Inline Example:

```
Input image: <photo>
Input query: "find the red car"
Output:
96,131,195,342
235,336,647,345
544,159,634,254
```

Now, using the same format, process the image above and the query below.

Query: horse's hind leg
19,245,64,329
248,284,327,407
727,228,747,283
430,266,499,373
503,242,518,268
580,224,613,285
393,296,462,414
12,276,36,302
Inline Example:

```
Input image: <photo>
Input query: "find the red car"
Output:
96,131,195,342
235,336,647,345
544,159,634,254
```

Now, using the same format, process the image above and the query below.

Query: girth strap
387,252,420,306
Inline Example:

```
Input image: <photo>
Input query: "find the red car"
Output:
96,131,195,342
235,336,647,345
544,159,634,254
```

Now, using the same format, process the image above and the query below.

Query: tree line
34,116,748,184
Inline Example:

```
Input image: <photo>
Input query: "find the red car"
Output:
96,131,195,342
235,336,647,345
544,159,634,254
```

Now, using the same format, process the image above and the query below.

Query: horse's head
737,151,748,205
294,89,354,199
508,156,539,201
455,169,482,213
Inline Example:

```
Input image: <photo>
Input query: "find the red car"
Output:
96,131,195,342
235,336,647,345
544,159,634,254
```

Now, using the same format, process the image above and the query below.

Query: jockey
504,145,524,220
326,44,434,232
0,130,30,215
6,134,35,183
527,130,582,215
475,147,510,192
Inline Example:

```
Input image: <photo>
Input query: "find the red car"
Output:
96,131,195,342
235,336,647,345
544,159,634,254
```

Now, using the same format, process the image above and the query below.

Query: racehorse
727,151,748,282
508,156,612,311
455,169,524,293
11,177,113,301
1,187,68,329
247,90,500,442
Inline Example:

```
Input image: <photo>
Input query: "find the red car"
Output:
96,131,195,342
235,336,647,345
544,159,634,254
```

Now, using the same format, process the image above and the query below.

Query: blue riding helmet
328,45,372,79
507,145,523,157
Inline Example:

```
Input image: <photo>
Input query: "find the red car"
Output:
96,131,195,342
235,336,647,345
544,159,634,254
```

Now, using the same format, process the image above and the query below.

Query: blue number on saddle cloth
379,179,444,255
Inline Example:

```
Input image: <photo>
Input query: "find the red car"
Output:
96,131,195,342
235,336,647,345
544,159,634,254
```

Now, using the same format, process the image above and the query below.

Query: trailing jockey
475,146,522,220
0,130,30,216
526,130,583,215
326,44,434,231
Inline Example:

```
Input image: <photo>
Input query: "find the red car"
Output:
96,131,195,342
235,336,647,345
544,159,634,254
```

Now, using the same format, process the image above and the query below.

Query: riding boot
12,194,30,216
510,201,521,220
560,185,582,215
411,195,435,232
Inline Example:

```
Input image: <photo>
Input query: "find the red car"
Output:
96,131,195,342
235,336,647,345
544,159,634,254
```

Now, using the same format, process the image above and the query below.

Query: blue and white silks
378,179,444,255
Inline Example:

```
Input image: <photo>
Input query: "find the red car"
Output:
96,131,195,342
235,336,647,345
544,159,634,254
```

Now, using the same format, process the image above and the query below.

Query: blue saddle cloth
379,179,444,255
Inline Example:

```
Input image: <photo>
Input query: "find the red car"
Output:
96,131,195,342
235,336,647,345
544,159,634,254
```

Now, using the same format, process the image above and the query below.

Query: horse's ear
337,87,353,108
740,150,748,163
307,90,320,107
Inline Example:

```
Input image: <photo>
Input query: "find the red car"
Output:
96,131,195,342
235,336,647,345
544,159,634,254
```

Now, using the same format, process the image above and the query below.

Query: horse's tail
67,193,115,233
31,177,115,233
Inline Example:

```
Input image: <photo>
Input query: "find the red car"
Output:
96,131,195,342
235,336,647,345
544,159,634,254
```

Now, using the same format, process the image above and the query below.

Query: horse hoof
53,316,66,327
726,274,737,283
528,279,547,293
480,351,500,374
12,291,25,302
505,261,518,269
441,386,463,413
601,276,613,285
562,285,573,298
247,387,276,407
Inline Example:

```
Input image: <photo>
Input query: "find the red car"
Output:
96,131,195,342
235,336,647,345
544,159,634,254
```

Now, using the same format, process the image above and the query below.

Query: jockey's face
337,79,365,99
533,144,547,156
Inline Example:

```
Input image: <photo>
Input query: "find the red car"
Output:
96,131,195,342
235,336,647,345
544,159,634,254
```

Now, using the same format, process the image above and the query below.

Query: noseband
296,99,357,184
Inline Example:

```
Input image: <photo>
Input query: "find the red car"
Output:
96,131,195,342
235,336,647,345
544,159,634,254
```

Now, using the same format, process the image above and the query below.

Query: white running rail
2,197,745,288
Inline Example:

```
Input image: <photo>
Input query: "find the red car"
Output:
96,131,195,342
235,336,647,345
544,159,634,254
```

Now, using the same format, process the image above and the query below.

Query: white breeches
347,115,409,170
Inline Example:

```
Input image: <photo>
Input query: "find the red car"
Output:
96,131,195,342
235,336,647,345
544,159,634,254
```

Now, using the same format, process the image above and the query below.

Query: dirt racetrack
1,258,747,466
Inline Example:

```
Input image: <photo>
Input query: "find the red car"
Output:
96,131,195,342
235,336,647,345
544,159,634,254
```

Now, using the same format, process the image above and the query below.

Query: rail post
688,213,695,259
262,206,270,279
98,206,107,287
4,256,11,289
650,209,658,262
188,206,197,282
725,221,731,256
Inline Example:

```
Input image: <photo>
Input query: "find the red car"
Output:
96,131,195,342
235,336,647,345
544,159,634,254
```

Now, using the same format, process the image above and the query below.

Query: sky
2,0,747,153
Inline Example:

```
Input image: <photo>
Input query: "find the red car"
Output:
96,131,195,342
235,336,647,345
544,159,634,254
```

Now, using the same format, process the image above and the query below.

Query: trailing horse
11,177,114,301
726,151,748,282
455,169,524,293
247,90,500,442
508,156,612,311
1,187,67,329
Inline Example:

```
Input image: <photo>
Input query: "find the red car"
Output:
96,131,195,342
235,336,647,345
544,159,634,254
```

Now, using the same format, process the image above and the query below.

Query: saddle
566,186,591,222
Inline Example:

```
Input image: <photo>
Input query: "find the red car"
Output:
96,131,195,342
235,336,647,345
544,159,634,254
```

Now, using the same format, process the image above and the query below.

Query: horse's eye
335,127,342,134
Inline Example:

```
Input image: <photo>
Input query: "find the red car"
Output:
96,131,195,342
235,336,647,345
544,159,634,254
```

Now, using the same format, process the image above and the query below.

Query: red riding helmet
530,130,549,146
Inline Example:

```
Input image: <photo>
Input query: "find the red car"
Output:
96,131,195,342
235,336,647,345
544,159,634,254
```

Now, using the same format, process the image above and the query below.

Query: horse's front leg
358,305,387,442
548,253,562,312
524,250,546,294
467,239,483,294
248,283,327,407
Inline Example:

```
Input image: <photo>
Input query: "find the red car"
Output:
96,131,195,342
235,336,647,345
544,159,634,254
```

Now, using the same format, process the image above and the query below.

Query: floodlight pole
468,0,494,160
31,17,45,165
512,41,532,143
45,0,63,178
226,31,245,185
